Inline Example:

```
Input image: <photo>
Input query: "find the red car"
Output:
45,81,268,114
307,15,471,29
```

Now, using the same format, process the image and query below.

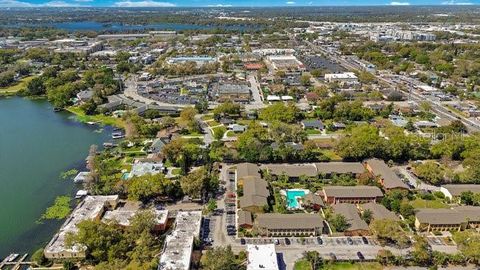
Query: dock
0,253,32,270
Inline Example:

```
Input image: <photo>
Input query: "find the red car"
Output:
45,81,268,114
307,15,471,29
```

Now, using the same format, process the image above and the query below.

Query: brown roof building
359,202,399,221
261,164,318,179
332,203,370,236
239,176,270,213
315,162,365,177
322,186,383,204
255,213,324,237
415,206,480,232
365,159,409,191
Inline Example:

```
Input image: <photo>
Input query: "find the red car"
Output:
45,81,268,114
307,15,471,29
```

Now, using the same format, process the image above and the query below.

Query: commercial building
246,244,279,270
365,159,409,191
255,213,324,237
322,186,383,204
267,55,305,72
332,203,370,236
215,83,251,103
158,211,202,270
440,184,480,200
167,56,216,66
102,201,168,231
324,72,358,84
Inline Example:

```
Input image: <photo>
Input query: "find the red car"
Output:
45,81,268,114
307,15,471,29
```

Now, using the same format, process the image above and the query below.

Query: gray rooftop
256,213,324,230
261,164,318,177
366,159,409,190
441,184,480,197
315,162,365,175
360,202,399,221
323,186,384,199
332,203,370,231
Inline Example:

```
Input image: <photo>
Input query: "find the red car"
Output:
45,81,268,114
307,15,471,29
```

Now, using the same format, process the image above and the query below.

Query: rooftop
323,185,384,199
441,184,480,197
158,211,202,270
315,162,365,175
44,195,119,256
261,164,318,178
256,213,324,230
332,203,370,231
360,202,399,221
366,159,409,190
246,244,279,270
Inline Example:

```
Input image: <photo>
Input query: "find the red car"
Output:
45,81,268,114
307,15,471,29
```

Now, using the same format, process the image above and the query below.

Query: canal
0,97,111,258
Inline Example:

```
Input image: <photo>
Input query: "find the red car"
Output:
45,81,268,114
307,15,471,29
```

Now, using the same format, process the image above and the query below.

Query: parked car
285,238,291,245
347,237,353,245
357,251,365,260
362,237,369,245
274,239,279,245
317,237,323,245
240,238,246,245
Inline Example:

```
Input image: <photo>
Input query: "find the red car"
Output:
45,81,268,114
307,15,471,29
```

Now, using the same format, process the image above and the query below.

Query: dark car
329,253,337,261
347,237,353,245
317,237,323,245
362,237,369,245
285,238,291,245
357,251,365,260
240,238,246,245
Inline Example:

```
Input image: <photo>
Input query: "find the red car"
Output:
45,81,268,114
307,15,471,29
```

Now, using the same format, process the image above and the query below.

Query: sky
0,0,478,8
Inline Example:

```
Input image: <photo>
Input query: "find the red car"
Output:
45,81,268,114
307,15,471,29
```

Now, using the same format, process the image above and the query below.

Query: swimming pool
286,190,306,209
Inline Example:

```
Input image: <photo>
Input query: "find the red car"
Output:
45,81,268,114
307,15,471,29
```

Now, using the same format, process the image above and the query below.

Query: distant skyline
0,0,478,8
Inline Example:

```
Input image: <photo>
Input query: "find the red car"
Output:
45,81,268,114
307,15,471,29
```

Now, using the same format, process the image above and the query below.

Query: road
245,73,267,111
195,114,214,146
302,40,480,134
394,166,440,192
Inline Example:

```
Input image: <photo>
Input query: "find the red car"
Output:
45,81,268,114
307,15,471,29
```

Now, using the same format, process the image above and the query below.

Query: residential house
301,119,324,130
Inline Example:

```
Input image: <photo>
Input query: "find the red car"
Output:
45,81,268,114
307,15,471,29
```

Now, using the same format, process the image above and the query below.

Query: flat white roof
325,72,358,79
247,244,279,270
45,195,118,256
158,211,202,270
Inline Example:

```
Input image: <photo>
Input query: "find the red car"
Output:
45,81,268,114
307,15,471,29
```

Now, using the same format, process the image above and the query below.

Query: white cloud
286,1,296,4
441,0,473,4
74,0,93,2
207,4,232,6
114,0,175,6
44,0,81,6
0,0,35,7
0,0,86,6
390,1,410,4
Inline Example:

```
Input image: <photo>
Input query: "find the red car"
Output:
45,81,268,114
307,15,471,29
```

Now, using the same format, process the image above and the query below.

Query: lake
0,97,111,259
1,21,257,32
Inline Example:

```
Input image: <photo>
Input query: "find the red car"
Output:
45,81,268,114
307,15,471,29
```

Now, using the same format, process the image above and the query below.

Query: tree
336,124,384,161
259,103,299,123
361,209,373,225
370,219,409,248
213,101,241,118
25,77,46,95
411,236,432,266
206,198,217,214
329,214,350,232
180,167,208,199
453,230,480,263
127,173,179,202
200,246,243,270
300,73,311,86
31,248,48,266
303,251,323,269
414,161,446,185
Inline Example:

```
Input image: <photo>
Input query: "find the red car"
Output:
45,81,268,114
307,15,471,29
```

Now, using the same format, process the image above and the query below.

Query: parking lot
237,236,376,248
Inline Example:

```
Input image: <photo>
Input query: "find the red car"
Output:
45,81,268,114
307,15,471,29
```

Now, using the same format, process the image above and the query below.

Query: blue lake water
0,97,111,258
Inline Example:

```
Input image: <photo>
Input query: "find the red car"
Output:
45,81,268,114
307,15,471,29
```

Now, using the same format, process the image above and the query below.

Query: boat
86,121,98,125
111,132,125,139
53,107,62,112
5,253,19,262
103,142,117,148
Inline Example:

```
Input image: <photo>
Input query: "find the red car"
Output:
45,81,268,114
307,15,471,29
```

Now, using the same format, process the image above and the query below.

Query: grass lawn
323,150,343,161
0,75,36,95
67,106,125,128
293,260,312,270
172,168,182,175
201,114,214,121
226,130,237,137
206,120,221,127
305,129,322,135
410,198,449,209
323,262,383,270
211,126,226,137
